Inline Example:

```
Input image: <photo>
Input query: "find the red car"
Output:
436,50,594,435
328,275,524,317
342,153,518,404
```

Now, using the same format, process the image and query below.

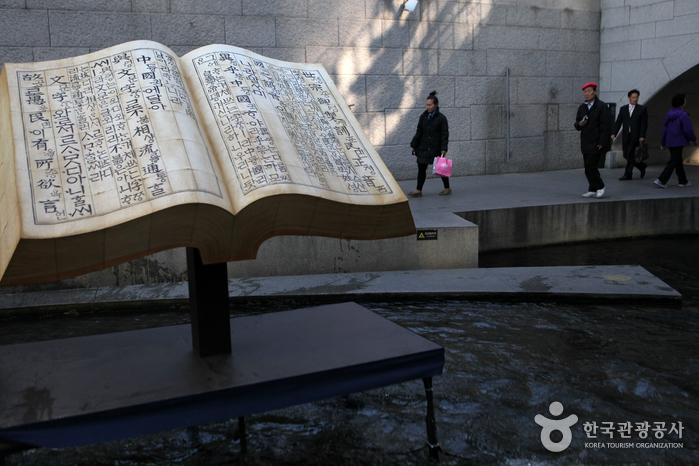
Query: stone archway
631,36,699,104
643,63,699,166
605,36,699,166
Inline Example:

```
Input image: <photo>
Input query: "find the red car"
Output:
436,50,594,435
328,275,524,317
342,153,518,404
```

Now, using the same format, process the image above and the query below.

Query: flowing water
3,236,699,465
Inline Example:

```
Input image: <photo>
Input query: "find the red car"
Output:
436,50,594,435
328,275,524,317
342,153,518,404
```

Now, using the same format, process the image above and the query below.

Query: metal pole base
423,377,441,461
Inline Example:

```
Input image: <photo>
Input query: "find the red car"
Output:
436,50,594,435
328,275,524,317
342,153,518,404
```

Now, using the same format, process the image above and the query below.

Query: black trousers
417,163,449,191
658,146,688,185
583,153,605,192
622,141,646,177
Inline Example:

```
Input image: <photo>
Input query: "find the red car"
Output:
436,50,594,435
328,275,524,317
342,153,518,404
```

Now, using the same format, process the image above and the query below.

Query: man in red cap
574,82,611,198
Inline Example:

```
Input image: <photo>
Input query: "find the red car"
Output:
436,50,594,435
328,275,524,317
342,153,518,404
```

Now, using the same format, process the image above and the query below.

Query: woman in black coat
408,91,451,197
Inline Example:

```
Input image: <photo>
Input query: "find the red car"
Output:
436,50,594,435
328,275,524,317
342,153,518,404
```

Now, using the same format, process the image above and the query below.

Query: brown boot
408,190,422,197
439,188,452,196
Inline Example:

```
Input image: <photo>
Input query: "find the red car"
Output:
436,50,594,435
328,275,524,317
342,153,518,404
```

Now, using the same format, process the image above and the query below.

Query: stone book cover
0,40,414,286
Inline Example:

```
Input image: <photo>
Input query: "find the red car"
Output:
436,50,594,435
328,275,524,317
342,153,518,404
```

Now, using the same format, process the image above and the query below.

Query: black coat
410,108,449,165
574,98,611,155
612,104,647,146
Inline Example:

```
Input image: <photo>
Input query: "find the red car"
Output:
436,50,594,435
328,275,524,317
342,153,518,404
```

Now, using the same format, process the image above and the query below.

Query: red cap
582,82,597,90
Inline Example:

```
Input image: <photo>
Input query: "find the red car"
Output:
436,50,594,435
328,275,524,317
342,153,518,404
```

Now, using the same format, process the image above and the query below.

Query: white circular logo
535,401,578,452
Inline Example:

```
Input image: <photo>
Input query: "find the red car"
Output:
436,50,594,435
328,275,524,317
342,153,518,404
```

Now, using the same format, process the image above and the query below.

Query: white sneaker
654,179,667,188
679,181,692,187
582,191,596,198
596,188,605,198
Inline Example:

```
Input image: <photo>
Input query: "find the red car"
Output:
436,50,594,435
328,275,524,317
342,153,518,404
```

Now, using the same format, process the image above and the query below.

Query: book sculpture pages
0,41,414,286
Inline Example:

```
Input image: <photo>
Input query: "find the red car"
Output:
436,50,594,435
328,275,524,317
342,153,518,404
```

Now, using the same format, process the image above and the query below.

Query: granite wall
600,0,699,165
0,0,602,180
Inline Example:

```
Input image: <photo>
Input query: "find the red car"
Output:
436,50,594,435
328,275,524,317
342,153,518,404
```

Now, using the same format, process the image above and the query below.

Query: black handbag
634,141,648,163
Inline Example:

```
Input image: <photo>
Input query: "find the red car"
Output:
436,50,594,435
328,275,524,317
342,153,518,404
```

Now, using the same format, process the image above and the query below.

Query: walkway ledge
0,265,682,314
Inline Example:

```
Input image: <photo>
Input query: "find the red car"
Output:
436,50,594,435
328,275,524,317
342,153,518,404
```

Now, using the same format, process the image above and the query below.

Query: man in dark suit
611,89,648,180
575,82,611,198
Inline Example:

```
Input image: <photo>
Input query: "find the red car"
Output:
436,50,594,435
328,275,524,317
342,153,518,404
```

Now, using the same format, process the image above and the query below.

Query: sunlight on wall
378,1,493,141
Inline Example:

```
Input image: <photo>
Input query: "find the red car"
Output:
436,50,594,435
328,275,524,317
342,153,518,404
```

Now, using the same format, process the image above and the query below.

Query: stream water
3,235,699,465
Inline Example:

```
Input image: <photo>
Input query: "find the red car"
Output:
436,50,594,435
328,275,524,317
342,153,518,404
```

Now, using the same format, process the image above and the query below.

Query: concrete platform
11,164,697,290
226,210,478,278
0,303,444,449
403,164,699,252
0,165,694,305
403,164,699,213
229,164,699,276
0,265,681,314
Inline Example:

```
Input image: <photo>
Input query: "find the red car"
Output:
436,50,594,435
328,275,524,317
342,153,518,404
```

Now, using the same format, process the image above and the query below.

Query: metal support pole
186,247,232,357
238,416,247,455
423,377,441,460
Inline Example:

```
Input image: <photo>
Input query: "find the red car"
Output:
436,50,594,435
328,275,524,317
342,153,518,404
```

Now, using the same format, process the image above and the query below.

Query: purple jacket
661,108,696,147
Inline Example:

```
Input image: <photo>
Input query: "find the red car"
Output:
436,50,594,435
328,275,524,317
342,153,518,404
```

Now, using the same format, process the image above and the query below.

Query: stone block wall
600,0,699,164
0,0,601,181
600,0,699,103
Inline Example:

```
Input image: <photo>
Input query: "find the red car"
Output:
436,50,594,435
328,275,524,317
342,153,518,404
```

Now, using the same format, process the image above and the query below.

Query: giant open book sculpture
0,41,414,286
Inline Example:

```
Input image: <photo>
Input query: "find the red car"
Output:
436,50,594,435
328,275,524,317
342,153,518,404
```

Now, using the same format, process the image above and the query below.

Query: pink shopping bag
434,156,452,177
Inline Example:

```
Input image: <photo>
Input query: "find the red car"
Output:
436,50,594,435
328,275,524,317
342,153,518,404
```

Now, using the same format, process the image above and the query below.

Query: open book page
180,45,407,214
4,40,231,240
0,68,21,282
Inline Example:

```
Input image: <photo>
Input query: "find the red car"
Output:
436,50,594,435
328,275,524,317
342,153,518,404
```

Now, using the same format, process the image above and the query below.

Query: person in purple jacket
655,93,697,188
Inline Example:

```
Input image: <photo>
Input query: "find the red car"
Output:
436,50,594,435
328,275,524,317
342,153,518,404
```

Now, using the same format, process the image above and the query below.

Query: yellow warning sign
417,229,438,240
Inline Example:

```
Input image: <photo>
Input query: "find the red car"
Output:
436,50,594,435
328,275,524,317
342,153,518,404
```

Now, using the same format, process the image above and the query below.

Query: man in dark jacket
611,89,648,180
575,82,611,198
408,91,450,197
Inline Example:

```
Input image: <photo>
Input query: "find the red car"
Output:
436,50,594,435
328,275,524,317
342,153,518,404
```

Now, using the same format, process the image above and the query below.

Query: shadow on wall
327,1,504,180
328,1,600,180
644,63,699,166
0,1,600,291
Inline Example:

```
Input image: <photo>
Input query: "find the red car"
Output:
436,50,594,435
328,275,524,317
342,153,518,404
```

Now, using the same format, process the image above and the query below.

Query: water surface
3,236,698,465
